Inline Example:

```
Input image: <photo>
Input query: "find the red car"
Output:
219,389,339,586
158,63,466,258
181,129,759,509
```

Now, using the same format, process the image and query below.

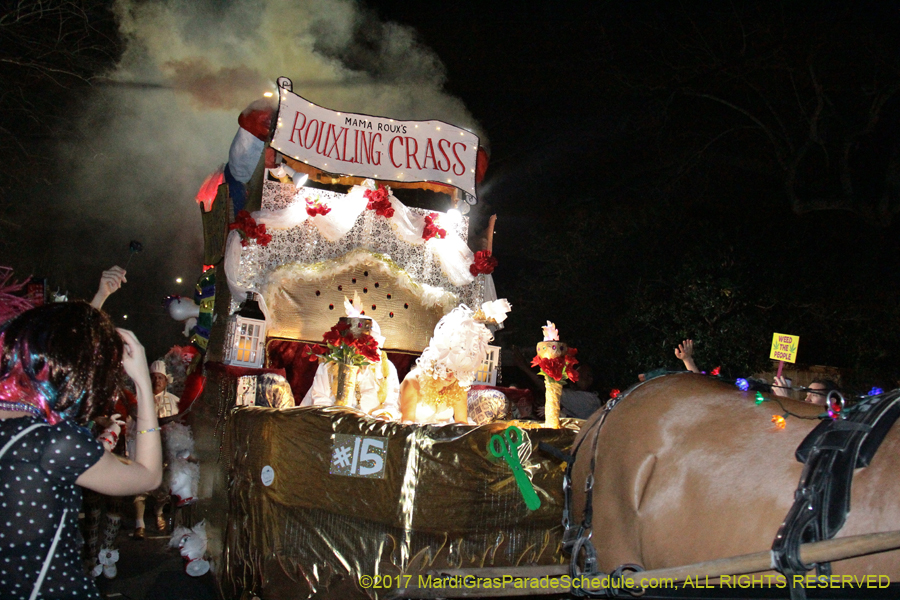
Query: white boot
98,548,119,579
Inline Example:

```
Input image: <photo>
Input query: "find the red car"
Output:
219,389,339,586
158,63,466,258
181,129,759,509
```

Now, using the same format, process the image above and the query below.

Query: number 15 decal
330,434,388,479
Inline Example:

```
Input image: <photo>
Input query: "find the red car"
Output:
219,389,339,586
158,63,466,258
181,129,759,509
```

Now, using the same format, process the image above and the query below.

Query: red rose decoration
305,196,332,217
531,347,579,383
322,321,350,346
230,211,272,247
306,322,381,367
469,250,498,276
564,348,579,382
303,344,328,361
610,389,621,399
422,213,446,241
365,185,394,218
352,336,381,363
542,360,563,381
710,366,721,376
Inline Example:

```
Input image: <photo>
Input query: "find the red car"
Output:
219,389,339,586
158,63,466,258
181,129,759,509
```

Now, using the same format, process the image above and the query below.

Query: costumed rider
150,360,180,419
301,293,400,419
400,300,510,424
131,360,180,539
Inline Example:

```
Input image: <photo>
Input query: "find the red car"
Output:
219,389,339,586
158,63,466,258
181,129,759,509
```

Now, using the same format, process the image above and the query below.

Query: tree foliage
0,0,120,199
496,2,900,394
594,2,900,226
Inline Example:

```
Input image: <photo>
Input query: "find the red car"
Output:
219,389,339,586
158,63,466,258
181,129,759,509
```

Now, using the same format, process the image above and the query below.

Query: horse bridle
560,372,900,600
552,377,657,598
771,389,900,600
552,375,900,599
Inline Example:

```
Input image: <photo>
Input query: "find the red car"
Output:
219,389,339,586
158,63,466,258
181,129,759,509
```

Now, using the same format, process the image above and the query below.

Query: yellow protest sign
770,333,799,363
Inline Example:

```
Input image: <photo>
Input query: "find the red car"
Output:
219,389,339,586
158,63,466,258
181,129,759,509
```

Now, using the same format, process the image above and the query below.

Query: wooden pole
486,214,496,253
389,529,900,599
613,529,900,590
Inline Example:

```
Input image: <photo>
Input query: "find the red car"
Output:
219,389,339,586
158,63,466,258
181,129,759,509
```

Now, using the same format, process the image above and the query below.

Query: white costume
301,356,400,417
414,402,455,425
155,391,180,418
404,301,511,424
300,316,401,418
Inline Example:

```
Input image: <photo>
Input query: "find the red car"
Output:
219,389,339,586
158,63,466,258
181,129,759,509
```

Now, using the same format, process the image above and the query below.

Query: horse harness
541,378,650,598
772,389,900,600
544,381,900,599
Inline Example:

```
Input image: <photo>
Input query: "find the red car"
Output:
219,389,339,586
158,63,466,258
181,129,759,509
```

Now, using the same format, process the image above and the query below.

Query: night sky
2,0,899,392
371,0,900,391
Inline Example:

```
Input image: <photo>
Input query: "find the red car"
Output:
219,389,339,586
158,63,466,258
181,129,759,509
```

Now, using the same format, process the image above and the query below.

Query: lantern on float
224,292,267,368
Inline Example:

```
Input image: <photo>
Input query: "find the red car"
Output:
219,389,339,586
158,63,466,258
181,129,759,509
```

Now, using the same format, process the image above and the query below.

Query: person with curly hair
399,303,504,424
0,302,162,599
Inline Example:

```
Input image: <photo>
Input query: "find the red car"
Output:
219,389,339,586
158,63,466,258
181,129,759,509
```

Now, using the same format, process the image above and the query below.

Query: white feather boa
169,520,209,577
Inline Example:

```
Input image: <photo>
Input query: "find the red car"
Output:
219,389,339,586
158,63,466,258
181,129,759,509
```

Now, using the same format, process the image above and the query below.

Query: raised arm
90,266,127,310
77,329,162,495
674,339,700,373
771,375,791,398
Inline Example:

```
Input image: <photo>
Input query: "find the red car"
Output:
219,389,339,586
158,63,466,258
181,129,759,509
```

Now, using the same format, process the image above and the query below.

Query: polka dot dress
1,417,104,599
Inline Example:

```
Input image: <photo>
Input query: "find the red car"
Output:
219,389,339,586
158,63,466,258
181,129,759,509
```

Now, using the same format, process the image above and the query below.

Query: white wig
415,305,493,387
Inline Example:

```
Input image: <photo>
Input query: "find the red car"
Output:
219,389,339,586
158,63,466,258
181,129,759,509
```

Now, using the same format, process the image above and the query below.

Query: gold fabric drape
220,407,577,599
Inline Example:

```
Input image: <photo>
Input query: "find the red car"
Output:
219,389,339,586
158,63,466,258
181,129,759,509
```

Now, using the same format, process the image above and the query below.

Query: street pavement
93,527,219,600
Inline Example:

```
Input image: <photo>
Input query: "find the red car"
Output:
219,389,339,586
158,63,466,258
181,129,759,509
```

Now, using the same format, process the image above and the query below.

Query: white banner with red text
271,88,480,198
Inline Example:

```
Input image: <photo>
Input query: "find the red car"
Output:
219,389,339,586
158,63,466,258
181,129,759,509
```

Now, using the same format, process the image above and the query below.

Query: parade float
176,77,900,600
182,78,578,600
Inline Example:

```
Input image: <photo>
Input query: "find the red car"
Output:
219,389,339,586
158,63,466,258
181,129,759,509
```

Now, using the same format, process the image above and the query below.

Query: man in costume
132,360,180,539
301,296,400,419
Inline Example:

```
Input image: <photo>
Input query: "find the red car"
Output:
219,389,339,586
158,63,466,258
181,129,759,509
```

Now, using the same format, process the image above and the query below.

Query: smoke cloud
9,0,481,358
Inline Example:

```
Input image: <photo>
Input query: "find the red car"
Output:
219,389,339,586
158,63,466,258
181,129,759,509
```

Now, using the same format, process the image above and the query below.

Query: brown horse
570,373,900,579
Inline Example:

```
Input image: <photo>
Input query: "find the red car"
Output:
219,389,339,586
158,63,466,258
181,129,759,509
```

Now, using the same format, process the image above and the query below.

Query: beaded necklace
0,400,42,417
417,374,466,410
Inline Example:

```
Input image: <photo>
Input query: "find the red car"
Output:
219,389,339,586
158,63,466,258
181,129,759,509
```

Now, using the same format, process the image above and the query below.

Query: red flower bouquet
304,322,381,367
229,210,272,247
422,213,446,241
305,195,331,217
469,250,498,276
364,185,394,218
531,347,580,383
